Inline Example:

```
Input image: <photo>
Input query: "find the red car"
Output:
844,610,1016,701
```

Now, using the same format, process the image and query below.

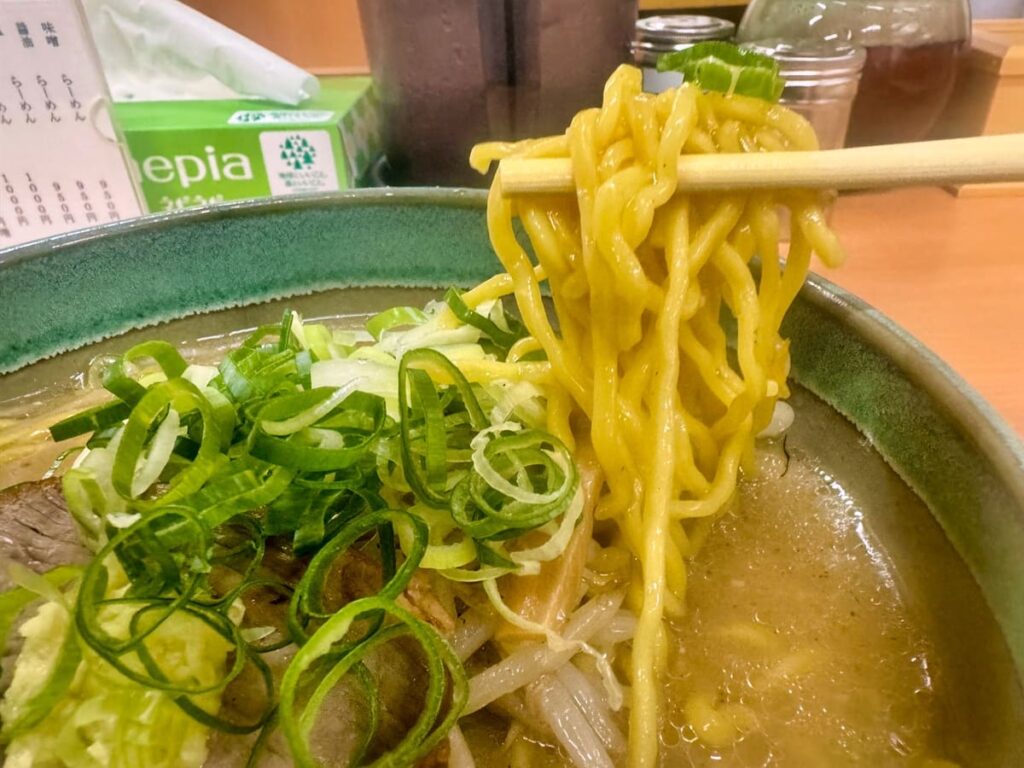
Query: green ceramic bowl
1,190,1022,761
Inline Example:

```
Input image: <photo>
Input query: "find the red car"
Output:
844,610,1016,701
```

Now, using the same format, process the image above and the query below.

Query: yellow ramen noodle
469,65,845,767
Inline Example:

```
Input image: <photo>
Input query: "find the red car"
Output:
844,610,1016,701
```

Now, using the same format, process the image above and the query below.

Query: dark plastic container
358,0,637,185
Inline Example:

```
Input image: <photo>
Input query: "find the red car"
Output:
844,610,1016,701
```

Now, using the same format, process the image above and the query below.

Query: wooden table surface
819,187,1024,436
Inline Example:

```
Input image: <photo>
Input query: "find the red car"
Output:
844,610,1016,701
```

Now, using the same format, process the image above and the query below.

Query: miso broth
664,447,947,765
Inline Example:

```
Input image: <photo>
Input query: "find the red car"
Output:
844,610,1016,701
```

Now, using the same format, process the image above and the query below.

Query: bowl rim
3,187,1019,467
800,267,1024,490
0,189,488,268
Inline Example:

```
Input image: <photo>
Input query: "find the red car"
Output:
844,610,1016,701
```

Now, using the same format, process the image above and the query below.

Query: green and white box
114,77,382,213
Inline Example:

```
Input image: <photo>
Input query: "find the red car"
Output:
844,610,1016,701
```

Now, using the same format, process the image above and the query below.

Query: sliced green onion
302,324,336,361
296,624,404,743
61,469,112,548
288,508,426,642
348,663,380,765
657,41,785,102
186,462,294,528
293,466,366,490
129,602,274,734
451,429,577,541
100,340,188,406
201,515,267,607
470,424,570,506
250,390,387,473
266,484,355,552
62,437,129,549
129,407,181,497
100,361,147,406
111,379,224,510
508,487,585,571
398,348,488,508
240,312,302,353
444,289,526,353
296,349,313,390
438,564,514,583
260,381,362,436
408,368,448,499
487,380,547,427
475,540,519,570
395,506,476,571
125,340,189,378
245,709,281,768
183,363,219,389
49,400,132,442
77,508,210,663
216,346,298,402
278,310,298,352
366,306,428,341
36,299,595,757
279,596,467,768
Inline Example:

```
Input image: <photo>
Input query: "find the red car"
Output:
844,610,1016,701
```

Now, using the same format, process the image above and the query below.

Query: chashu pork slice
0,478,90,590
0,477,89,679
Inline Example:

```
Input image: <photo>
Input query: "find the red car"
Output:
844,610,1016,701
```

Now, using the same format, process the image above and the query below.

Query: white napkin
82,0,320,104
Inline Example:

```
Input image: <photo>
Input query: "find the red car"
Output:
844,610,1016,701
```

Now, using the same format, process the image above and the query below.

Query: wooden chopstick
497,133,1024,195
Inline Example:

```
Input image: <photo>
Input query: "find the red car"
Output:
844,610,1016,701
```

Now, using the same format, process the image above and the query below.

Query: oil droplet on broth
662,447,951,767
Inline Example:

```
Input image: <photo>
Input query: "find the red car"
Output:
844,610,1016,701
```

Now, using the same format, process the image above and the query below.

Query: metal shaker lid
633,15,737,55
741,38,867,81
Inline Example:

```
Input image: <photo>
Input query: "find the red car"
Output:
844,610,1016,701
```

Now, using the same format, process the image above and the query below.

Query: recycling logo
279,134,317,170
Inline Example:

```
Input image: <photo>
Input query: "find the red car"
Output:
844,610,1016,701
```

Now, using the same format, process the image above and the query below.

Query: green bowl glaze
1,190,1023,760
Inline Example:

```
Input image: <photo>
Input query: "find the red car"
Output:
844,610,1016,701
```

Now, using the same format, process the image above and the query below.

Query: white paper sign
0,0,141,251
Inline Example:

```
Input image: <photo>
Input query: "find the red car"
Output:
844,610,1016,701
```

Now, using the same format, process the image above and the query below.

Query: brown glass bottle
737,0,971,146
846,39,966,145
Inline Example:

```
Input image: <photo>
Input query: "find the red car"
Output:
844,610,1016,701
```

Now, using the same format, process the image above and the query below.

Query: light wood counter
822,187,1024,436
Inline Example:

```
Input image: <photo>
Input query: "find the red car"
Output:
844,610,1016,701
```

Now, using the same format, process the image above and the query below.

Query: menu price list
0,0,141,251
1,173,128,241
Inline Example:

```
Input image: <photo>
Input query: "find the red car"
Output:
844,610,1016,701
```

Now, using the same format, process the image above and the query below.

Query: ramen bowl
1,190,1022,763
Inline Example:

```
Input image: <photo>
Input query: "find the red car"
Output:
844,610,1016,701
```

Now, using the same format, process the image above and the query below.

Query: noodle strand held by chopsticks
473,64,844,767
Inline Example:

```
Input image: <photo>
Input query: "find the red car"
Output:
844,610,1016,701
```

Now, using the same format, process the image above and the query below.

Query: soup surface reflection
664,447,948,765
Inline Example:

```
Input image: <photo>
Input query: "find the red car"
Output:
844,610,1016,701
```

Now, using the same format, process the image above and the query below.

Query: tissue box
114,76,382,212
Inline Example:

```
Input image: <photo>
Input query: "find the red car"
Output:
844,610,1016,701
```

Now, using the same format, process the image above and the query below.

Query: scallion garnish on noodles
444,288,527,354
658,41,785,102
30,295,580,764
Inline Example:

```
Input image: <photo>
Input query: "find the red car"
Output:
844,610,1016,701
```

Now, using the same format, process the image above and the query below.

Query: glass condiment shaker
743,39,867,150
737,0,971,146
632,15,736,93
